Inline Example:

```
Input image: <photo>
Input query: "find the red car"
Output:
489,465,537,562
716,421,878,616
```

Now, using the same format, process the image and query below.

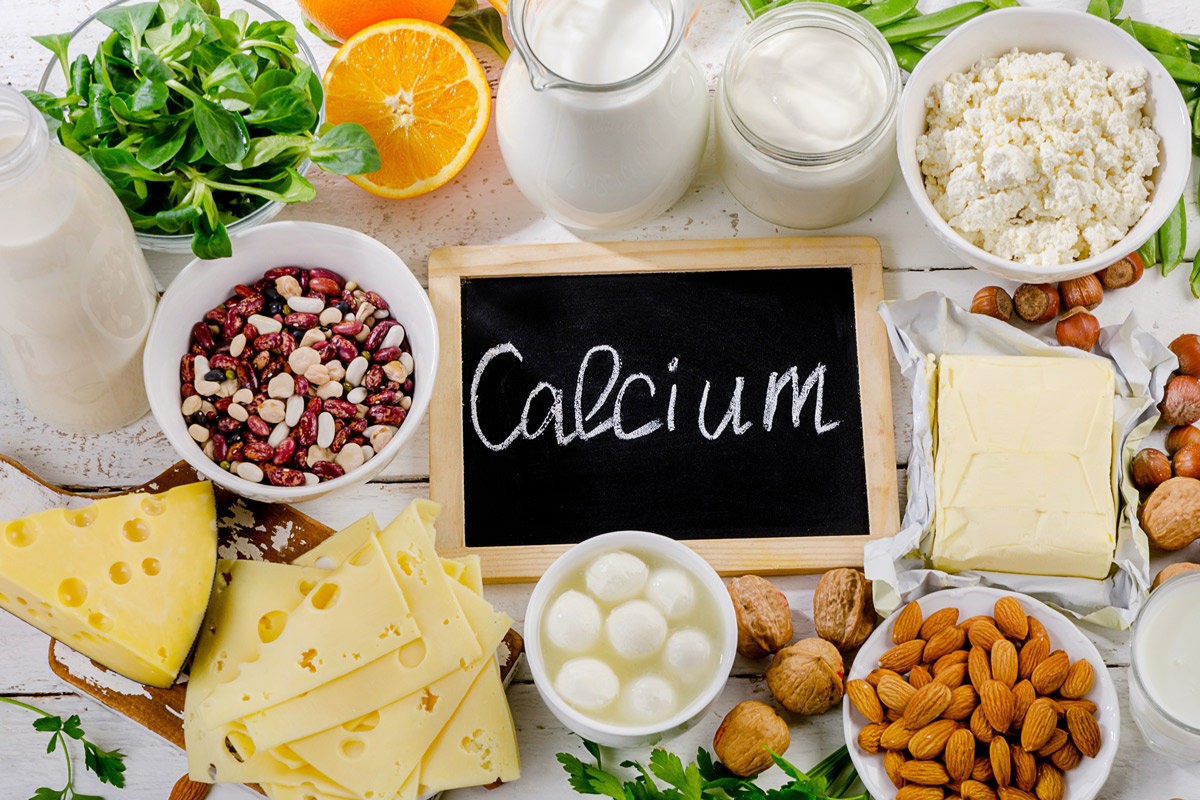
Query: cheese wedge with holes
242,503,482,749
200,537,420,727
0,482,216,688
933,355,1116,579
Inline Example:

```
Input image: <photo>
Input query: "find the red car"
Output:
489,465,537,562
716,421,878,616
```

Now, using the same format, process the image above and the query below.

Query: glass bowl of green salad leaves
29,0,381,259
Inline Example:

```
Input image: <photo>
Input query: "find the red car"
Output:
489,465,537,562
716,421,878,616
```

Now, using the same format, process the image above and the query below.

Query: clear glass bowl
37,0,321,254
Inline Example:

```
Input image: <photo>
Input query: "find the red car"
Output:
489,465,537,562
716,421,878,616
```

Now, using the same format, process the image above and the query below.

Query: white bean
288,295,324,314
259,399,287,424
288,346,322,376
303,472,320,486
381,324,406,350
317,381,343,399
346,387,367,405
227,403,249,422
181,395,202,416
233,388,254,405
299,328,326,348
285,395,304,427
317,412,335,449
229,333,247,358
361,445,374,461
382,361,408,384
195,378,220,397
319,307,342,326
334,443,365,471
399,351,414,374
267,373,296,399
248,314,282,335
268,422,290,448
236,462,264,483
188,424,210,443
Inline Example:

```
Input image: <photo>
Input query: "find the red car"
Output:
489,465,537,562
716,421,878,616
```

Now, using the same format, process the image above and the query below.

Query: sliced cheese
200,537,420,727
0,482,216,688
244,504,482,749
259,782,356,800
457,555,483,596
291,514,380,570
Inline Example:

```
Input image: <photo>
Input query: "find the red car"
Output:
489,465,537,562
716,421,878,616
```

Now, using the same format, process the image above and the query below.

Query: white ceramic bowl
525,531,737,748
144,221,438,504
844,587,1119,800
896,8,1192,282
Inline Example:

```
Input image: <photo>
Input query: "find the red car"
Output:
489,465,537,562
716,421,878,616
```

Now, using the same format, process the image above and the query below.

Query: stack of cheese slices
184,499,520,800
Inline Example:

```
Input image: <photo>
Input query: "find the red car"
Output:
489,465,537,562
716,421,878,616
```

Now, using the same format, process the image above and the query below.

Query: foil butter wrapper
866,292,1176,629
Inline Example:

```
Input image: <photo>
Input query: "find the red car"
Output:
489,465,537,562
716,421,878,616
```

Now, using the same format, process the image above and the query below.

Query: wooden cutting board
0,457,523,781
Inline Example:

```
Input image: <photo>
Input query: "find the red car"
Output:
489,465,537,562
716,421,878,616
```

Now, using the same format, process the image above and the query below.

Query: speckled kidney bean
332,335,359,362
284,312,319,329
214,397,232,413
227,441,244,462
368,405,407,425
272,437,296,465
365,291,388,311
234,295,264,316
331,320,363,337
233,284,256,298
312,340,335,363
223,313,244,341
247,415,272,437
372,346,402,363
260,358,285,383
205,307,227,325
330,425,353,453
350,418,368,434
296,410,318,446
306,396,323,414
181,383,197,399
362,365,385,391
293,446,308,470
293,375,310,396
364,320,397,351
366,390,402,406
216,416,242,433
252,350,271,372
236,361,259,392
243,440,274,461
311,461,345,479
192,322,216,351
324,398,357,419
402,379,413,393
254,332,281,352
265,267,301,279
181,354,196,385
309,268,344,285
265,465,304,486
309,277,341,295
210,354,238,371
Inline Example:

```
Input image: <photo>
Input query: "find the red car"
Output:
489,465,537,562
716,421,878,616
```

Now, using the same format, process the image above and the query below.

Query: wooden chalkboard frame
428,237,898,582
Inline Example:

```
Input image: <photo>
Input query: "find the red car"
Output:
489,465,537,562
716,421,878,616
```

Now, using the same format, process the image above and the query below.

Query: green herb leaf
62,715,86,740
193,210,233,259
446,8,511,61
32,716,63,733
447,0,481,17
139,122,191,168
30,787,66,800
83,740,127,787
648,749,703,800
33,33,74,80
192,95,250,163
301,11,342,45
244,85,318,134
96,2,158,44
231,134,310,169
93,147,177,181
310,123,382,175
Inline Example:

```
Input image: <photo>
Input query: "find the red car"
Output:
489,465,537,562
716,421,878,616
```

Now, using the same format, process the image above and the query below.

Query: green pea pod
891,42,925,73
878,2,988,44
1161,194,1187,276
1183,83,1200,102
909,35,946,52
1085,0,1111,19
1109,0,1124,17
1117,17,1136,37
1191,261,1200,300
1132,21,1191,60
981,0,1018,8
1192,96,1200,138
859,0,917,28
1139,225,1161,267
1155,52,1200,84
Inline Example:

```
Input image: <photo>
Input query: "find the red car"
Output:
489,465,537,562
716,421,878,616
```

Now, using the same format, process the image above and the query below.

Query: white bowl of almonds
144,221,438,504
842,588,1118,800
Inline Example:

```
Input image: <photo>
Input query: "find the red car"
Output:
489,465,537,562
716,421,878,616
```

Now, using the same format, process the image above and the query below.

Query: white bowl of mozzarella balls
525,531,737,748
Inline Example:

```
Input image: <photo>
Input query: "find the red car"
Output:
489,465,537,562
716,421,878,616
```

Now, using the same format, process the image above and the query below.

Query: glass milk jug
0,87,158,433
496,0,709,230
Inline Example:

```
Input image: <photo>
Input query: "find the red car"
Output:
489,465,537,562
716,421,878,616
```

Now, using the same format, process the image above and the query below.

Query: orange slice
490,0,509,14
323,20,491,199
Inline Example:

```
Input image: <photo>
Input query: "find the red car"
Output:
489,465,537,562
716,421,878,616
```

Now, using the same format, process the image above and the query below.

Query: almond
1011,745,1037,791
1065,707,1101,758
1011,680,1036,731
945,684,978,720
1020,698,1059,752
990,639,1018,688
1034,728,1069,758
1027,616,1049,644
990,736,1012,788
969,620,1005,651
896,786,944,800
970,704,996,743
885,749,907,789
969,646,992,692
993,597,1029,640
846,679,885,724
858,721,886,754
894,600,924,644
936,662,969,689
998,788,1037,800
908,719,958,760
903,682,953,728
888,707,904,722
924,624,967,663
881,639,927,673
961,780,998,800
920,607,960,641
1030,651,1069,695
1049,742,1081,772
1059,659,1094,700
1056,698,1097,715
981,680,1015,733
911,664,933,689
1034,763,1064,800
882,720,918,751
972,755,994,783
878,674,918,712
959,614,993,632
868,667,903,686
934,650,970,675
944,728,976,782
901,760,951,786
1017,637,1049,682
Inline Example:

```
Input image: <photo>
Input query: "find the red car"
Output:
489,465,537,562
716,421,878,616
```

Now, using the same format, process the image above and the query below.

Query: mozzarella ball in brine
555,658,619,711
645,567,695,619
544,590,602,652
665,628,712,677
606,600,668,660
585,551,649,602
624,674,677,721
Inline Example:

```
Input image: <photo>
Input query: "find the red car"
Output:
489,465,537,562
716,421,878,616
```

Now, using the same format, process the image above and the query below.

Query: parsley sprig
1,697,127,800
558,740,868,800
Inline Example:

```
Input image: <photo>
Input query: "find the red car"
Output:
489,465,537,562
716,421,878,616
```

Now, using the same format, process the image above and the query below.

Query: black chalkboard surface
429,238,898,580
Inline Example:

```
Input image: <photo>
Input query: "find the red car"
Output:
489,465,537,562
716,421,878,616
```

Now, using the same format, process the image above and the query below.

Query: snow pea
1161,194,1187,277
908,35,946,51
1133,21,1191,60
1155,52,1200,84
859,0,917,28
1138,229,1161,269
878,2,988,43
891,42,925,73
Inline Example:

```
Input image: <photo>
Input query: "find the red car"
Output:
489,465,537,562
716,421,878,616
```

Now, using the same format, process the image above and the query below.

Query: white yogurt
529,0,667,84
1131,572,1200,759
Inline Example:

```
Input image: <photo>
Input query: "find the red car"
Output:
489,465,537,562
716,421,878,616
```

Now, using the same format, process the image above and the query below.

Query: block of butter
933,355,1116,580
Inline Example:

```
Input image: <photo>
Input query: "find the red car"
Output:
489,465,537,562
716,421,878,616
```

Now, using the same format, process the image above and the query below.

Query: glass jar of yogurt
496,0,709,230
715,3,901,229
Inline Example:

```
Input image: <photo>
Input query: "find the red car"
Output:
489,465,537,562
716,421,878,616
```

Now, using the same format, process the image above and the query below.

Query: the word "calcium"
470,343,842,453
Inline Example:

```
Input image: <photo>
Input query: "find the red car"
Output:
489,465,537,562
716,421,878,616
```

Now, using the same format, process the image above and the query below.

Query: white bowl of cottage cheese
896,8,1191,282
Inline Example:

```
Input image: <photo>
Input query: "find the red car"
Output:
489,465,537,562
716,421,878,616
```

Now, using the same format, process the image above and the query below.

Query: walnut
1140,477,1200,550
728,575,793,659
813,568,876,651
712,701,791,777
1152,561,1200,590
766,638,844,715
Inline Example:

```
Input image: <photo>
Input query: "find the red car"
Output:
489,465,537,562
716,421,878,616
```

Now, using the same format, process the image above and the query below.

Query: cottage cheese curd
916,49,1160,266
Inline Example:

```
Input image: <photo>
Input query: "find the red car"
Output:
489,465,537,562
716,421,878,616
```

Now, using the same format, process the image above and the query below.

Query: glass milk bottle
0,87,157,433
496,0,709,230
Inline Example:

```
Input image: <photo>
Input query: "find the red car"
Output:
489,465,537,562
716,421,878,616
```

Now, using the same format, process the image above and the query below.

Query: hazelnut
1140,477,1200,550
1170,334,1200,378
1096,253,1145,289
1058,274,1103,311
1167,425,1200,455
1159,375,1200,427
1152,561,1200,590
766,638,845,715
970,286,1014,322
1175,444,1200,480
813,568,875,651
1013,283,1060,324
728,575,793,659
713,701,790,777
1055,307,1100,352
1132,448,1172,491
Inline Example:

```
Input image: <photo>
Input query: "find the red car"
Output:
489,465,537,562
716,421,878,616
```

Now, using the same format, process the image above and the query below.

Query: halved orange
323,19,491,199
489,0,508,14
297,0,458,42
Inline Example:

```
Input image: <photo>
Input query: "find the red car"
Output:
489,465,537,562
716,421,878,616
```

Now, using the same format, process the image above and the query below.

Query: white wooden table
5,0,1200,796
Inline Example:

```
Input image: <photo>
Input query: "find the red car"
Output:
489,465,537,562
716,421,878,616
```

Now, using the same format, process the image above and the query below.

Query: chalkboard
428,238,898,581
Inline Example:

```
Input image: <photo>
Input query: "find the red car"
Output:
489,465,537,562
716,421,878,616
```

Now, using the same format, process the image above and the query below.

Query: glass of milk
1130,569,1200,761
0,87,158,433
496,0,709,230
714,3,901,229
